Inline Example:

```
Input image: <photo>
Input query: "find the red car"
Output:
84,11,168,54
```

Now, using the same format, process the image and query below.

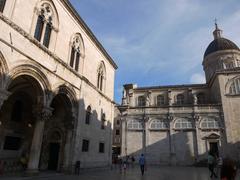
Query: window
3,136,22,150
150,119,168,130
82,139,89,152
0,0,6,13
85,106,91,124
99,142,105,153
116,129,120,135
224,61,235,69
176,94,184,105
197,93,206,104
11,100,23,122
138,96,146,106
101,113,106,129
116,120,120,125
229,78,240,95
69,35,82,71
127,119,143,130
34,3,54,48
175,118,193,129
201,118,220,129
97,63,105,91
157,95,165,106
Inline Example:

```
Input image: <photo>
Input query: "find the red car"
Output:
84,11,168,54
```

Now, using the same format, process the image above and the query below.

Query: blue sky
69,0,240,103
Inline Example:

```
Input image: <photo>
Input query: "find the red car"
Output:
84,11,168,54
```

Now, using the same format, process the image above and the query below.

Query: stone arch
0,51,9,89
35,0,59,30
97,61,106,91
6,64,51,105
225,75,240,95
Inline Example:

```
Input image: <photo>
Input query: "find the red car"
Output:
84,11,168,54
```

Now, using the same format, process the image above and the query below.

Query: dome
204,38,239,58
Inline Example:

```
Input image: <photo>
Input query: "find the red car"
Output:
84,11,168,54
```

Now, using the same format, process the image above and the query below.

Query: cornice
0,14,114,104
60,0,118,69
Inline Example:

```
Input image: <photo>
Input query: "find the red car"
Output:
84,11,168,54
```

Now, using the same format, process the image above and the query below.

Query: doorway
209,142,218,156
48,143,60,170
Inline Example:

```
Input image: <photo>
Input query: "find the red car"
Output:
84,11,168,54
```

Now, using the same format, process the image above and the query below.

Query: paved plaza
1,166,239,180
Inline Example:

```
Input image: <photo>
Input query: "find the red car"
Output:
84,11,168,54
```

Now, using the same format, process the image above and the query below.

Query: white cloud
190,73,206,84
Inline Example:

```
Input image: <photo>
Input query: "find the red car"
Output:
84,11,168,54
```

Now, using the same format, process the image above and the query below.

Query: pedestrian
221,158,237,180
139,154,145,176
131,156,135,168
123,160,127,173
118,158,123,173
208,152,218,178
216,155,223,176
75,161,80,175
20,153,28,171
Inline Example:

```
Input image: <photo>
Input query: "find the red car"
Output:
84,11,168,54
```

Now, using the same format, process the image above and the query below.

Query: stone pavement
0,166,239,180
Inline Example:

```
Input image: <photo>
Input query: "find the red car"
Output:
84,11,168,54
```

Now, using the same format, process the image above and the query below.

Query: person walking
208,152,218,178
139,154,145,176
131,156,135,168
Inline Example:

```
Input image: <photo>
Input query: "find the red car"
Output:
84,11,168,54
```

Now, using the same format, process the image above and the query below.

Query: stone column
0,89,10,109
27,107,52,173
63,116,75,172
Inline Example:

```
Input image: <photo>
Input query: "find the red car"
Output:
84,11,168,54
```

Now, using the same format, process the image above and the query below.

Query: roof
61,0,118,69
204,38,239,58
135,83,208,90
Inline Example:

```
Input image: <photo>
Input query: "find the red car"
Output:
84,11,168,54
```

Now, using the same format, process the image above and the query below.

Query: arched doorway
40,92,76,171
0,75,46,172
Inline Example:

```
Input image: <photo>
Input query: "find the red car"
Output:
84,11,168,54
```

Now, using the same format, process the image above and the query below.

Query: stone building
118,24,240,165
0,0,117,172
112,106,121,160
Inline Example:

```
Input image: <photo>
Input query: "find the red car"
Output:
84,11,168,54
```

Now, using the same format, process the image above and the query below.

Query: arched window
176,94,184,105
175,118,193,129
157,95,164,106
138,96,146,106
150,119,168,130
85,106,91,125
11,100,23,122
201,118,220,129
127,119,143,130
97,62,105,91
224,61,235,69
0,0,6,13
69,35,83,71
34,2,57,48
229,78,240,95
197,93,206,104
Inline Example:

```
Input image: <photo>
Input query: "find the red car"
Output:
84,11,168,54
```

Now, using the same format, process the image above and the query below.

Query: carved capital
41,107,53,121
0,89,11,109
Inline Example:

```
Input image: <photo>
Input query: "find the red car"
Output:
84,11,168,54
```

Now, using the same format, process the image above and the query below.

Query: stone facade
0,0,117,173
117,25,240,165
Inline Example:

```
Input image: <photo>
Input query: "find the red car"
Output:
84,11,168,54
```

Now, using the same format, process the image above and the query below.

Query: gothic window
34,3,55,48
197,93,206,104
101,113,106,129
176,94,184,105
0,0,6,13
201,118,220,129
157,95,165,106
229,78,240,95
175,118,193,129
138,96,146,106
69,35,82,72
85,106,91,125
116,129,120,135
150,119,168,130
11,100,23,122
127,119,143,130
97,63,105,91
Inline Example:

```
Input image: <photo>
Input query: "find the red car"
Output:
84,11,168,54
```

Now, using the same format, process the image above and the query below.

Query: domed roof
204,23,239,58
204,38,239,58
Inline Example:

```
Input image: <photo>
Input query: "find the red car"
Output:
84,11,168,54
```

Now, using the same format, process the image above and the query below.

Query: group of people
207,151,237,180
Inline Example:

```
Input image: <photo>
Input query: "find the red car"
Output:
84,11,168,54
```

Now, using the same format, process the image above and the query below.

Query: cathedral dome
204,23,239,58
204,38,239,58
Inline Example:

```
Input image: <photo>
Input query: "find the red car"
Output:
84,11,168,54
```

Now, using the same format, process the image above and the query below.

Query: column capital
33,106,53,122
0,89,11,108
